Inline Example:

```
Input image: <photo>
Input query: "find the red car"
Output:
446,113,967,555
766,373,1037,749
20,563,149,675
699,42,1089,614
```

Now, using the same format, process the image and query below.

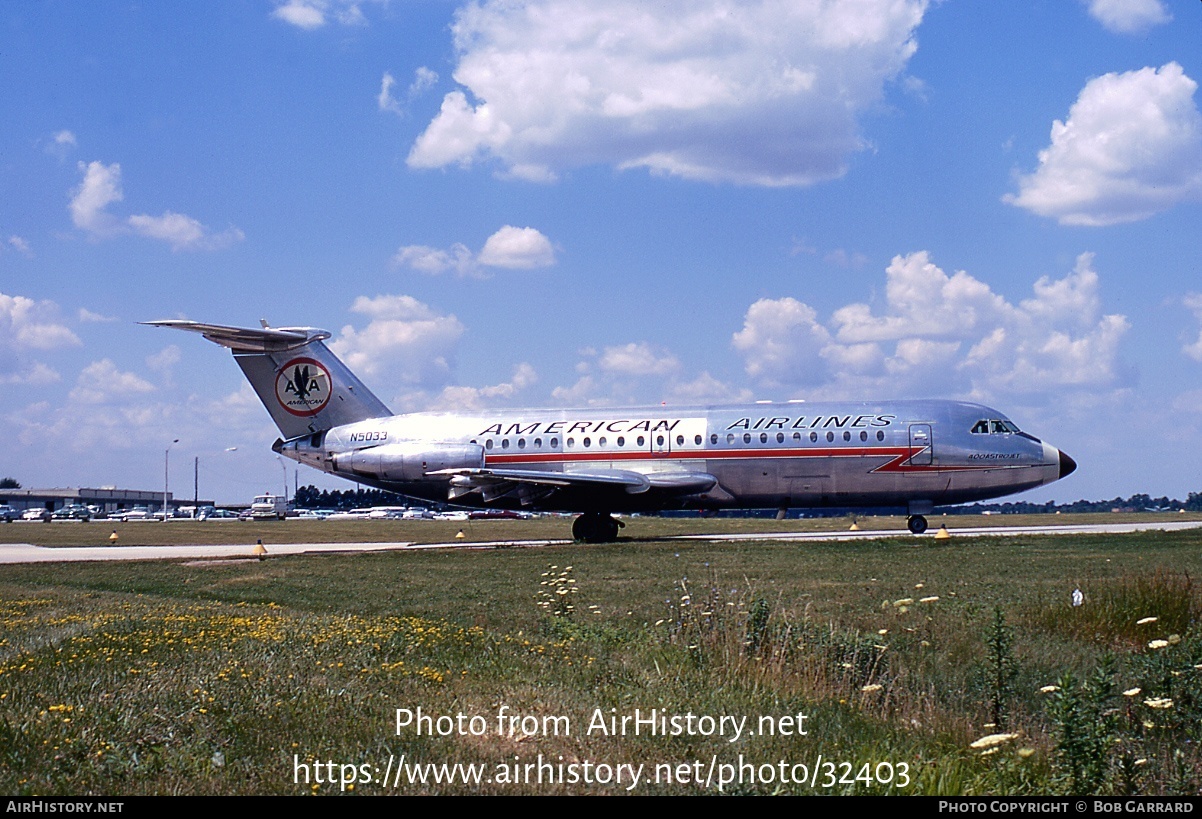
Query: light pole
277,456,288,502
164,439,179,522
192,446,237,518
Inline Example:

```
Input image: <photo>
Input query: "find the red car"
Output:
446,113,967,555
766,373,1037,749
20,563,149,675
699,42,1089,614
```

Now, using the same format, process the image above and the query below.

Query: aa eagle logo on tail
275,357,332,417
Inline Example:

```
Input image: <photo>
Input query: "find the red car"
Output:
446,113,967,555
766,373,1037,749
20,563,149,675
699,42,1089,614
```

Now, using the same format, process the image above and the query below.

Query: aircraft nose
1058,449,1077,479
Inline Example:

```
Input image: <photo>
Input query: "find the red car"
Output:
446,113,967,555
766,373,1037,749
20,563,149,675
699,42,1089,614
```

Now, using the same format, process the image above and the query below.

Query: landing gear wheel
572,513,622,543
907,515,928,535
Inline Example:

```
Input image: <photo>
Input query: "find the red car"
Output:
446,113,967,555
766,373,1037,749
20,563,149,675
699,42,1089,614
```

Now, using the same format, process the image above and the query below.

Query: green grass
1,524,1201,794
2,510,1199,548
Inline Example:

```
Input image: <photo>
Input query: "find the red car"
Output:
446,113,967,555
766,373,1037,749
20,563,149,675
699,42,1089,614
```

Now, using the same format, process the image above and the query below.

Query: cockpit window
972,418,1020,434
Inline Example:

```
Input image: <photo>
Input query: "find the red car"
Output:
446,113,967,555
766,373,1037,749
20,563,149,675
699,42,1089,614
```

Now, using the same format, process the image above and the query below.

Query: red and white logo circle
275,357,332,417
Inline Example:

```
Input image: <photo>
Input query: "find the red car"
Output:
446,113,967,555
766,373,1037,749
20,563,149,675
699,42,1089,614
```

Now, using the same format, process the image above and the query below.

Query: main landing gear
907,515,928,535
572,512,624,543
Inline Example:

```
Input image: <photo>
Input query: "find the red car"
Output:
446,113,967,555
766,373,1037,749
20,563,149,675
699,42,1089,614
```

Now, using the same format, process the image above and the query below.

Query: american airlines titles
476,414,897,437
726,414,895,430
478,419,682,436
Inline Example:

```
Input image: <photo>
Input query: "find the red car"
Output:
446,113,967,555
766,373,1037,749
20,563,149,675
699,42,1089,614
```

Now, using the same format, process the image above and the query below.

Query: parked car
21,508,52,522
119,507,152,522
53,504,92,521
0,505,17,523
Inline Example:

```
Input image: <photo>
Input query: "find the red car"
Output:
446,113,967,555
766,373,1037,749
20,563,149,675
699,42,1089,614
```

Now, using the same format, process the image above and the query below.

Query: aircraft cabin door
908,424,932,466
650,429,672,458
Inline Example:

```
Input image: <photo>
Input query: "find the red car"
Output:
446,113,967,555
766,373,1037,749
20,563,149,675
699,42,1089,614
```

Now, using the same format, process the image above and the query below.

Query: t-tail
143,320,391,440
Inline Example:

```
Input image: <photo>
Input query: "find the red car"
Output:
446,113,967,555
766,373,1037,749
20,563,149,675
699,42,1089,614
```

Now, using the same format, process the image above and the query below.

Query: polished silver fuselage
280,399,1066,513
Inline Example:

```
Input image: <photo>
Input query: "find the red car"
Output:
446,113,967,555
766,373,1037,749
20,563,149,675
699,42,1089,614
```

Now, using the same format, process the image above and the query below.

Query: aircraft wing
432,467,717,506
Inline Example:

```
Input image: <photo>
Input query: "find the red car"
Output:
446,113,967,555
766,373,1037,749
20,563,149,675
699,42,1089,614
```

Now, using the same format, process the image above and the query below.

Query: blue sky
2,0,1201,505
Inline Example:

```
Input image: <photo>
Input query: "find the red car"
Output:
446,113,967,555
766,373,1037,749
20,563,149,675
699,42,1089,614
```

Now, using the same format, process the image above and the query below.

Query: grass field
2,517,1201,795
2,510,1199,548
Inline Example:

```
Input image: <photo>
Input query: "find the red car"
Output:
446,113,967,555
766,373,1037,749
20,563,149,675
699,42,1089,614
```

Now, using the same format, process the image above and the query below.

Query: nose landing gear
572,513,623,543
907,515,928,535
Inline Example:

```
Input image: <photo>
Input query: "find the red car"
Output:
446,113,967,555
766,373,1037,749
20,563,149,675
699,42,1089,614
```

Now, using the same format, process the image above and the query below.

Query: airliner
147,320,1077,542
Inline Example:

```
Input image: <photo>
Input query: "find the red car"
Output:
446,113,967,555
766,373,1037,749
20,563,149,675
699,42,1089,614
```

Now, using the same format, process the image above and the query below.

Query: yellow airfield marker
455,530,466,540
934,525,951,540
253,539,268,558
109,531,119,543
849,521,860,531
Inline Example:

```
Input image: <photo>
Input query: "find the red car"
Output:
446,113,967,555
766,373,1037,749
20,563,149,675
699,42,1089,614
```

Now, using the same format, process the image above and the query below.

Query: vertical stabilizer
143,320,391,439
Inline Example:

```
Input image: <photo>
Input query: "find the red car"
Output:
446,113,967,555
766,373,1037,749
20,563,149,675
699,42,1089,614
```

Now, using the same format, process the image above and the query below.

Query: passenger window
617,436,625,447
485,439,493,450
826,431,834,442
760,433,768,443
637,436,645,446
518,438,526,449
843,431,851,442
501,439,510,449
534,438,542,448
793,432,801,442
657,435,665,446
877,431,884,441
727,434,735,445
583,437,591,447
551,437,559,448
677,435,685,446
567,437,575,448
860,431,868,441
810,432,818,443
710,434,718,445
776,432,785,444
743,433,752,444
599,437,606,447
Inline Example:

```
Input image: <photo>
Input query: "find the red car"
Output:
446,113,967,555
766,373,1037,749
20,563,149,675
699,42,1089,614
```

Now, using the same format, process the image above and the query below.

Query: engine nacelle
334,442,484,482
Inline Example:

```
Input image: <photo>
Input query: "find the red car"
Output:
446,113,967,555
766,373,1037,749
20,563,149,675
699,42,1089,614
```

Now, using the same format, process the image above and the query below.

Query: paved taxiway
0,519,1199,564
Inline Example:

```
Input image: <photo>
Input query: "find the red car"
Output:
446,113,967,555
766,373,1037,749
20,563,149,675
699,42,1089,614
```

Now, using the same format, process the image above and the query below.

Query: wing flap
434,467,719,505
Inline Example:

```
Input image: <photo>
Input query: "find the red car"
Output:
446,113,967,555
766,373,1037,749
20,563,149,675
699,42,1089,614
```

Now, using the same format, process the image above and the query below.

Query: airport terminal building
0,487,210,515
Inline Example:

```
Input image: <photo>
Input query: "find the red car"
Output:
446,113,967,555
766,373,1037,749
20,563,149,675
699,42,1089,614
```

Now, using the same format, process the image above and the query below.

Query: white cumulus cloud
0,292,80,384
331,295,466,394
408,0,928,186
476,226,555,269
426,363,539,411
69,161,245,251
1005,63,1202,226
1084,0,1170,34
732,252,1130,402
272,0,380,29
392,226,555,277
598,342,681,377
1184,293,1202,362
68,359,156,405
7,236,32,257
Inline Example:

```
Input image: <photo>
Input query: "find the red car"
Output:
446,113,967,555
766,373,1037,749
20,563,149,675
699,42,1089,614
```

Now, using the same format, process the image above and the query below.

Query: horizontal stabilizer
141,320,331,353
